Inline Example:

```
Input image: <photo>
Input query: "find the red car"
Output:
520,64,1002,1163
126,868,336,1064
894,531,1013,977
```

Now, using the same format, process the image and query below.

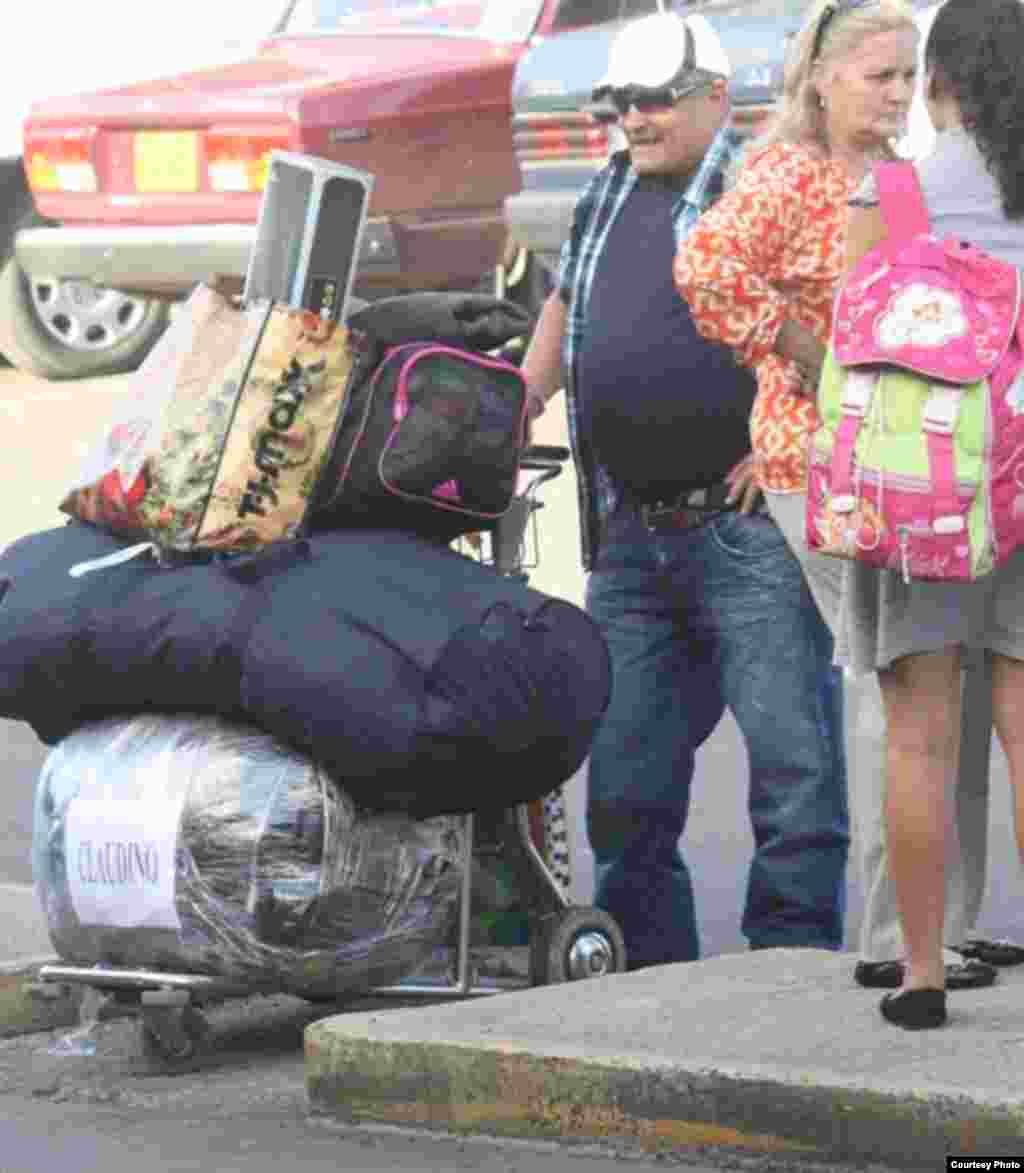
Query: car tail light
512,113,609,163
25,129,99,193
205,129,294,192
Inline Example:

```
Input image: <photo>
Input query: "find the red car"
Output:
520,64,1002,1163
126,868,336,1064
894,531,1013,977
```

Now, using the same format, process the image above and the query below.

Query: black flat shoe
855,958,996,990
945,958,997,989
880,988,947,1030
955,937,1024,967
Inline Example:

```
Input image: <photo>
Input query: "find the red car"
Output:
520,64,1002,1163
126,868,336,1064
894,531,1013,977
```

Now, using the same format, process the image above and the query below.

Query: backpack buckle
839,372,876,419
933,515,965,535
922,386,962,436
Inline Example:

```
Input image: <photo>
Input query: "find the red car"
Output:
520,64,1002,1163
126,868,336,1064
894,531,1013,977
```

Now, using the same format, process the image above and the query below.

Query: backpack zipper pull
897,526,912,585
68,542,157,579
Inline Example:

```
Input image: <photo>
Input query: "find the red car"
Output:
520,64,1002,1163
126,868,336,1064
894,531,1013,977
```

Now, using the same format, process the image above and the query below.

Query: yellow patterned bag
61,283,358,564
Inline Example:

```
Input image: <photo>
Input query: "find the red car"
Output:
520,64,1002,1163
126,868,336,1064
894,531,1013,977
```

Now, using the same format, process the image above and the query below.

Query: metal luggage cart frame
37,445,626,1066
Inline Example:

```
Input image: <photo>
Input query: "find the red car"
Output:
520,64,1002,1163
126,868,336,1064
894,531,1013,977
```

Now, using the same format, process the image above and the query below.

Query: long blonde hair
755,0,917,154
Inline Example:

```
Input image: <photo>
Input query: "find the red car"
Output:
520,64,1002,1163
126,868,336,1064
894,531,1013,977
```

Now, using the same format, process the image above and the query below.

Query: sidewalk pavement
0,883,52,966
306,948,1024,1172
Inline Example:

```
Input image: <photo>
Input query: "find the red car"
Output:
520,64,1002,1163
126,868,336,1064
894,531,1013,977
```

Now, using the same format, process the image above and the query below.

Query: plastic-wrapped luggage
32,714,465,998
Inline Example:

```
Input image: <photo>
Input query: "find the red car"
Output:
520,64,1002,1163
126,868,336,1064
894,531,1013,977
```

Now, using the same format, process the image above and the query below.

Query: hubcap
29,275,149,353
567,931,615,979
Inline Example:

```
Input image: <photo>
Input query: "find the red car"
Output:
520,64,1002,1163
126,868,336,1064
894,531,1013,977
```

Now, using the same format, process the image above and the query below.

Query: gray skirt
764,490,1024,675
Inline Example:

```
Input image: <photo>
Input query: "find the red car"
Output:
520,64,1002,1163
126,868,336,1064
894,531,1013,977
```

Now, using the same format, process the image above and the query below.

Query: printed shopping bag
61,282,357,561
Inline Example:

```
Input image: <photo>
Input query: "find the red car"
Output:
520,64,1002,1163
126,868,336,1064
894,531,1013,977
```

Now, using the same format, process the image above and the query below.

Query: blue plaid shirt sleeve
558,167,604,302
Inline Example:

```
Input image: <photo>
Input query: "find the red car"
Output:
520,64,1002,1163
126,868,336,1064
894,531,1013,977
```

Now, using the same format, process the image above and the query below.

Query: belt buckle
639,501,666,531
641,502,702,532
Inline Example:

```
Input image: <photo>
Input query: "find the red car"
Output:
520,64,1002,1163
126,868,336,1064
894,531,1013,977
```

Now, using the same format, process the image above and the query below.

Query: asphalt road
0,1074,901,1173
0,364,1021,959
0,992,901,1173
0,1097,904,1173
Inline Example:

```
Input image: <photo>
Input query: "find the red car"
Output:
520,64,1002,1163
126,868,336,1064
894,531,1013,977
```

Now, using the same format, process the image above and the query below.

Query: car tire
0,202,170,381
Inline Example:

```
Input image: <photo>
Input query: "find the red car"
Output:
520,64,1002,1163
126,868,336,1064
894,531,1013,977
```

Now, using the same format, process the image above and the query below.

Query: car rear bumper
504,190,575,277
14,218,402,294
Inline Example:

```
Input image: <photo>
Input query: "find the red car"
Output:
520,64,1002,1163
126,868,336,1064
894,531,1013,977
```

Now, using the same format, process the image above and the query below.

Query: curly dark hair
925,0,1024,218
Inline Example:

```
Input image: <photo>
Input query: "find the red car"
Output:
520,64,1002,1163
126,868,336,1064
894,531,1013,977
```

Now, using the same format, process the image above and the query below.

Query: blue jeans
585,505,849,967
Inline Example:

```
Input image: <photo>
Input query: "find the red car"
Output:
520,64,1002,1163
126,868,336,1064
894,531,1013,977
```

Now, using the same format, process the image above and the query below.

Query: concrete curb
0,882,85,1038
304,950,1024,1172
305,1034,1021,1169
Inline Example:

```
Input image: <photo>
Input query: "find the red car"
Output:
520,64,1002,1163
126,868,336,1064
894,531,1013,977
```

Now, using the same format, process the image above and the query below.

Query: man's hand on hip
725,455,763,515
776,318,826,394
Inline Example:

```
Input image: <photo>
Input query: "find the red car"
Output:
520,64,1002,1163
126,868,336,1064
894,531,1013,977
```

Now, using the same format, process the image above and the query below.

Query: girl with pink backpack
836,0,1024,1029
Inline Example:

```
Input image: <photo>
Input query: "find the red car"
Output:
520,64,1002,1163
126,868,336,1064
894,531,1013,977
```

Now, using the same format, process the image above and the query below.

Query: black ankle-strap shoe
855,958,996,990
854,960,903,988
954,937,1024,967
880,988,947,1030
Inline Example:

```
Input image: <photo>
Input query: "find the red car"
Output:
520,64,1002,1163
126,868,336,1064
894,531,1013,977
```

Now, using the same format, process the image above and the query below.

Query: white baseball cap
593,12,732,97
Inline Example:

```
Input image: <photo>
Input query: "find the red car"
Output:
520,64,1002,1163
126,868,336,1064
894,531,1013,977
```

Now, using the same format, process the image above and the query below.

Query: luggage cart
36,445,627,1066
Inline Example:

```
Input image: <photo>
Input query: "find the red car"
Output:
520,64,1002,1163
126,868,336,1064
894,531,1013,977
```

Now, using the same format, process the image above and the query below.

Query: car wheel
0,207,170,380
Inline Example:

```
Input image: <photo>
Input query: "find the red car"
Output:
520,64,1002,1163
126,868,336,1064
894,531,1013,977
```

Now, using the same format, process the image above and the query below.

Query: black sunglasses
810,0,875,63
602,78,710,118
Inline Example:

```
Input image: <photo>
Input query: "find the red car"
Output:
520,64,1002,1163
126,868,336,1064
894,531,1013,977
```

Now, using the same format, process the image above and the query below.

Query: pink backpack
806,160,1024,582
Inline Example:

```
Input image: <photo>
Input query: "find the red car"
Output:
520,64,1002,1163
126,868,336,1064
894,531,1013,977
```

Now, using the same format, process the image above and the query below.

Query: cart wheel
531,907,627,985
138,1002,210,1069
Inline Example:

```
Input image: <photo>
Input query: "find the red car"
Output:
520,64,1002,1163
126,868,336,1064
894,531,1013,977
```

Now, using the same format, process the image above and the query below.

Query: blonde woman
675,0,917,544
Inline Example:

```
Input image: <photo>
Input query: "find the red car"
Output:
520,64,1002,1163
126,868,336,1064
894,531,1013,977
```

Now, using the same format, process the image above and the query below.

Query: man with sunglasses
521,12,848,971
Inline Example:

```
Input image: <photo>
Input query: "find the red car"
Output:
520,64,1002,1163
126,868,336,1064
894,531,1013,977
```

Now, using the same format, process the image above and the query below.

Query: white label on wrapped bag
65,798,184,930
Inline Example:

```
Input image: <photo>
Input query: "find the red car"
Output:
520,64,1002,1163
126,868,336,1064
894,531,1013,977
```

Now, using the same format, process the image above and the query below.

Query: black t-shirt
577,175,756,501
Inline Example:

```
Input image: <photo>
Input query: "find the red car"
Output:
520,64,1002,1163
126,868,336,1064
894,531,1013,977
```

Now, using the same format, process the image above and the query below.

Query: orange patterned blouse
674,143,853,493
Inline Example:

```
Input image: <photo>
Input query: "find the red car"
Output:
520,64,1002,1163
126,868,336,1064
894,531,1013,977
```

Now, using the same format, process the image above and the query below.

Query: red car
11,0,671,380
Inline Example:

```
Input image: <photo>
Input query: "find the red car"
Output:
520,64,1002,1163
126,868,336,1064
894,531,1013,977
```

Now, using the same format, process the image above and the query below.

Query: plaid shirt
557,124,742,571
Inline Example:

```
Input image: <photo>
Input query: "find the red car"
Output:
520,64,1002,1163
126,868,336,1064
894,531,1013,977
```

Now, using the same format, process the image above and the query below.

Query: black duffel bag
0,521,609,816
313,293,534,542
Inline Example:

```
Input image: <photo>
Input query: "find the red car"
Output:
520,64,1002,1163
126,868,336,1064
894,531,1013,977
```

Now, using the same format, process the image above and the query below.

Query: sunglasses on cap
598,77,713,120
811,0,877,63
